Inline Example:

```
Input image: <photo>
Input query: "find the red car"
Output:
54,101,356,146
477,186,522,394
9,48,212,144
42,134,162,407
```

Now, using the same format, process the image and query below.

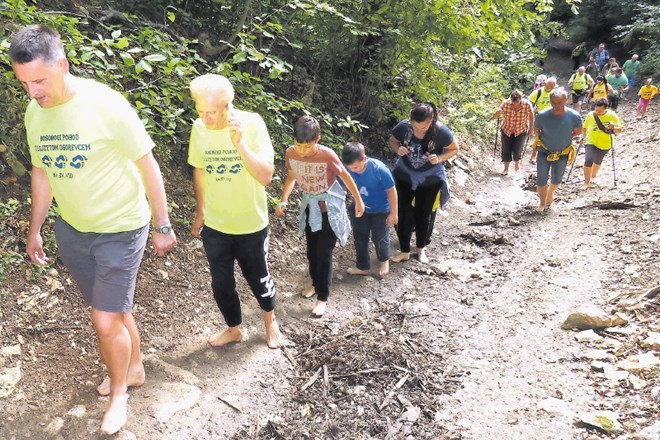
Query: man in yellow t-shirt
567,66,595,111
187,74,283,350
581,98,623,190
528,76,558,164
10,25,176,435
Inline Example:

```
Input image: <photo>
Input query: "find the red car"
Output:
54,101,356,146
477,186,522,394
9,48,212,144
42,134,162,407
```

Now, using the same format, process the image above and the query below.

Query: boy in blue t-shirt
341,142,398,277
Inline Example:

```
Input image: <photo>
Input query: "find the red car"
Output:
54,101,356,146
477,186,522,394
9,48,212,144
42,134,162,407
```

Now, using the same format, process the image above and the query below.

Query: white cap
535,74,547,84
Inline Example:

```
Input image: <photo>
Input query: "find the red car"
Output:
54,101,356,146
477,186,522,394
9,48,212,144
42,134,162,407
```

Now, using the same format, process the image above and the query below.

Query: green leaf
119,52,135,66
135,59,152,73
114,37,129,50
167,11,175,23
143,54,167,62
111,30,122,39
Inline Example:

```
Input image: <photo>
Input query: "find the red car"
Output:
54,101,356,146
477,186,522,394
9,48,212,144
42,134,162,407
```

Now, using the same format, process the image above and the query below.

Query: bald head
578,66,585,74
632,54,639,61
544,77,557,91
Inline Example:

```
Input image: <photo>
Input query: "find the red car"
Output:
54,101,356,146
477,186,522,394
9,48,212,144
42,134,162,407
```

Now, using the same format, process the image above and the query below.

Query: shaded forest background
0,0,658,182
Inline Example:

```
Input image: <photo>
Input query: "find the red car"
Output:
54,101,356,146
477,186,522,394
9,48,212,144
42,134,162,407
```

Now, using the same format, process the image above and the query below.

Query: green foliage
615,4,660,78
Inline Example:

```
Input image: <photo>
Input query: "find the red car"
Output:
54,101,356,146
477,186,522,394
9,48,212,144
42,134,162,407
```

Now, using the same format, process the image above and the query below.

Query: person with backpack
580,98,623,190
528,77,557,164
589,43,610,70
591,75,615,107
388,102,458,264
567,66,595,112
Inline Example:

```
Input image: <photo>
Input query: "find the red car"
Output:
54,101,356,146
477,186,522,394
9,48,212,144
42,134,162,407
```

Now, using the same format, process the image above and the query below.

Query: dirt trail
1,69,659,438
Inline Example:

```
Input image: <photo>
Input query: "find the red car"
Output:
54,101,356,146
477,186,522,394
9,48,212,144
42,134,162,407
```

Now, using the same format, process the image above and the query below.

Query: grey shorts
54,219,149,312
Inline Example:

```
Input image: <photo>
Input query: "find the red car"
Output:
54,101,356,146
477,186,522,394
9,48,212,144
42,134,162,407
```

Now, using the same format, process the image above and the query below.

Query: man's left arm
135,152,177,256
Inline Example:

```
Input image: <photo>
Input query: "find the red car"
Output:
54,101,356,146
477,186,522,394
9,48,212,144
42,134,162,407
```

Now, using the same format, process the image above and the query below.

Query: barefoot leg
208,326,243,347
263,311,283,349
311,300,327,318
378,260,390,277
100,393,129,435
97,312,145,396
347,267,370,276
91,310,132,434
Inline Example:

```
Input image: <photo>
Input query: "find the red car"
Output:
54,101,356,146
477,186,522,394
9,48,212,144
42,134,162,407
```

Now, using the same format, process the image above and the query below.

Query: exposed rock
634,421,660,440
576,330,603,343
153,382,202,423
628,374,647,390
0,344,22,398
617,352,660,373
66,405,86,418
43,417,64,436
539,397,574,418
561,306,628,330
579,411,624,434
641,332,660,350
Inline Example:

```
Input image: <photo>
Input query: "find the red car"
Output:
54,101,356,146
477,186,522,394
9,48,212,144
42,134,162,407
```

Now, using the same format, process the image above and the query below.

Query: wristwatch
156,224,173,235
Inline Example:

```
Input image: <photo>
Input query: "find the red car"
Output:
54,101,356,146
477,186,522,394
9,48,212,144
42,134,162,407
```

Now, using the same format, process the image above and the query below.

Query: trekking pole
610,133,617,187
522,133,531,158
493,118,500,160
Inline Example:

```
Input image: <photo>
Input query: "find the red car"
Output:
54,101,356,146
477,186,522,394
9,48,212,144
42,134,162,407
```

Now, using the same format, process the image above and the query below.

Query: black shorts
571,90,587,104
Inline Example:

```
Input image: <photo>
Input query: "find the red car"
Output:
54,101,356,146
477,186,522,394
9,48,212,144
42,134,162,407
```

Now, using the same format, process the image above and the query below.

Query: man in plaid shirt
494,90,535,175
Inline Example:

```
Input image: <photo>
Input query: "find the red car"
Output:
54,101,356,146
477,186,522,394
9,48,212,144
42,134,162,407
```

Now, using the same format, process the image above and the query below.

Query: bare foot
311,301,327,318
417,248,429,264
390,252,410,263
536,205,546,213
580,183,590,191
301,283,315,298
514,162,521,172
378,260,390,278
208,327,243,347
347,267,369,276
500,168,509,176
265,319,284,349
100,393,129,435
97,366,145,396
545,192,555,207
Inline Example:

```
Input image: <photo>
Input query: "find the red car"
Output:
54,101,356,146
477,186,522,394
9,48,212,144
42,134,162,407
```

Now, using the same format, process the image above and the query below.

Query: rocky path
1,99,658,439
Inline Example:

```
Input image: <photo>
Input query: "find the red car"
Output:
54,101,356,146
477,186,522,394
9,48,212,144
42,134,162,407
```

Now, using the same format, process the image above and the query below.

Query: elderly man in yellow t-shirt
527,76,558,164
187,74,283,350
10,25,177,435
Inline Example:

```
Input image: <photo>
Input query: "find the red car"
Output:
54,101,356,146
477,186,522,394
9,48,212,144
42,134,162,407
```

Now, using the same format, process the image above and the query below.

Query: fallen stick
379,374,409,410
300,367,322,392
574,201,640,210
644,285,660,300
217,396,242,413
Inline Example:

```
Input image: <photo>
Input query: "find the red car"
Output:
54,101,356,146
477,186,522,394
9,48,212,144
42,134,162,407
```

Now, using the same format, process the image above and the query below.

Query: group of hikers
496,41,657,212
570,42,657,116
8,24,459,434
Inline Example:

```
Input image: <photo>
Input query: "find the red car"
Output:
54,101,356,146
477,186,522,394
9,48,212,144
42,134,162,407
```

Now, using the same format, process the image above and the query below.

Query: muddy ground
1,57,659,439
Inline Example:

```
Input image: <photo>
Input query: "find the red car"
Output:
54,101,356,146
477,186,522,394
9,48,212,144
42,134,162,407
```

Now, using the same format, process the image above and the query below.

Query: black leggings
304,212,337,302
395,179,441,252
201,226,275,327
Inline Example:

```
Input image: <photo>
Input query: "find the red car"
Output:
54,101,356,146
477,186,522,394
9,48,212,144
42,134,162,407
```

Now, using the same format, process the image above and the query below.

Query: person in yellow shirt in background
637,78,658,117
188,74,283,349
528,76,557,164
567,66,595,112
10,25,177,435
580,98,623,190
591,76,614,109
